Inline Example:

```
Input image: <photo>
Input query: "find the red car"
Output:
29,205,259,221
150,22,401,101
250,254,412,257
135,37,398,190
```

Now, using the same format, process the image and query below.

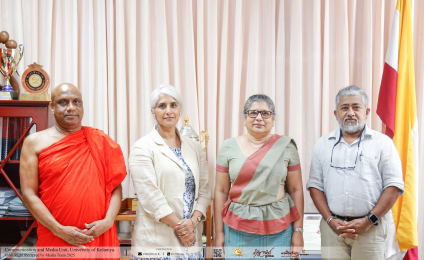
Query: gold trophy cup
0,44,24,100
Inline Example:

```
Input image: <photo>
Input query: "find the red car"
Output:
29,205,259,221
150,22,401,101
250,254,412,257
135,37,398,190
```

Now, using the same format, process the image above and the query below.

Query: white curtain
1,0,423,257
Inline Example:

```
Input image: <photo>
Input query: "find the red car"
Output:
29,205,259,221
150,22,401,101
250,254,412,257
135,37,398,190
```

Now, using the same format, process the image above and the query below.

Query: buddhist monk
20,83,126,258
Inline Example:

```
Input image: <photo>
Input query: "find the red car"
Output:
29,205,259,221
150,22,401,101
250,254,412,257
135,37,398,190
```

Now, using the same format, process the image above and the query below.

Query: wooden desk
115,210,136,221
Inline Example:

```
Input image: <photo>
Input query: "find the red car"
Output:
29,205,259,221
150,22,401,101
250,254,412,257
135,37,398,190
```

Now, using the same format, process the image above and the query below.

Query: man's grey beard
337,115,366,134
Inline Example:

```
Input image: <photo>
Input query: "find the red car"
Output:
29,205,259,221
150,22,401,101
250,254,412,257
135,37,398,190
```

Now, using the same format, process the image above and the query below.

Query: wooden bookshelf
0,101,53,260
115,210,136,221
116,198,136,221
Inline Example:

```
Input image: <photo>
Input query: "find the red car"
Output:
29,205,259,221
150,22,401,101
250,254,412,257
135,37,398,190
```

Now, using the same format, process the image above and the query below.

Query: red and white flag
377,0,418,259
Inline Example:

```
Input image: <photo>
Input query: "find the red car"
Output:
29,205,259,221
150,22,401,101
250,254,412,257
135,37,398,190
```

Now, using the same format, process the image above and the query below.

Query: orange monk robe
36,126,126,259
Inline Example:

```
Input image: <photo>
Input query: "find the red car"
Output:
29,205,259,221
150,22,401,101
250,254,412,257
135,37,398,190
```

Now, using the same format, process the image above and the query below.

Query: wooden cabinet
0,101,53,258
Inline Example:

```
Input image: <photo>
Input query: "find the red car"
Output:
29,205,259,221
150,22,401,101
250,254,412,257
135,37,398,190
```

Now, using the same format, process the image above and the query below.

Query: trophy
0,31,24,100
180,116,209,152
21,63,51,101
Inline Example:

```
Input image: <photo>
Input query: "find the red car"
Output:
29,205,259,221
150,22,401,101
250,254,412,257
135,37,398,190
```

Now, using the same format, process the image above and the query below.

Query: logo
138,252,142,256
167,252,171,256
281,250,299,257
302,250,306,253
253,247,274,258
234,248,243,256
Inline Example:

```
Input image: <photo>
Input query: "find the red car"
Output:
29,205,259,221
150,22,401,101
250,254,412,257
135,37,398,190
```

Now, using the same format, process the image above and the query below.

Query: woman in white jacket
129,84,210,260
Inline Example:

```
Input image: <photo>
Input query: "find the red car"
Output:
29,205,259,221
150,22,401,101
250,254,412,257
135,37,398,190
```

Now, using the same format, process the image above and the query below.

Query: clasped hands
174,218,197,247
330,217,373,239
55,219,113,248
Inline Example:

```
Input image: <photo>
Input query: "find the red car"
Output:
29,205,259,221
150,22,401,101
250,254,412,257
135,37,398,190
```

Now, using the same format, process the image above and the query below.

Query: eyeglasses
246,110,274,119
330,128,364,170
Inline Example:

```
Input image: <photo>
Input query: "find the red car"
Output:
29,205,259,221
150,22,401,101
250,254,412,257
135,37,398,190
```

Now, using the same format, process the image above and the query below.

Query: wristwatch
191,216,202,226
293,228,304,234
367,213,379,226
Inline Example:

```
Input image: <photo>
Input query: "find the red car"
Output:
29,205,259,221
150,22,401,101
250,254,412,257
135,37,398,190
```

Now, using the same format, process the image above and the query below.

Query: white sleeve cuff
154,205,174,223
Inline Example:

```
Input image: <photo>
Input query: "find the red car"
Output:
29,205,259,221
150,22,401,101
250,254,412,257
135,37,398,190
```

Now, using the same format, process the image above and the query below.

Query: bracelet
190,218,197,227
326,216,334,225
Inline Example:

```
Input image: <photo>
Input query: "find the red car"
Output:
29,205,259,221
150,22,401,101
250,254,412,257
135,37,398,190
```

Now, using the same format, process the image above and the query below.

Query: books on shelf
0,117,31,161
118,233,131,244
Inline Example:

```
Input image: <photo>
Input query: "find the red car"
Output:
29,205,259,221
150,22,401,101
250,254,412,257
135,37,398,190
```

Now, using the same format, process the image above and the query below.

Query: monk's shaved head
51,83,81,103
49,83,84,130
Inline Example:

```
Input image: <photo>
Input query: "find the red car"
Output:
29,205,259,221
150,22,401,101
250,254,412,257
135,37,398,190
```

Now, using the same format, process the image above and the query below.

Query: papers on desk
0,205,8,216
0,196,15,205
0,187,16,197
0,187,18,217
0,188,31,218
5,196,31,217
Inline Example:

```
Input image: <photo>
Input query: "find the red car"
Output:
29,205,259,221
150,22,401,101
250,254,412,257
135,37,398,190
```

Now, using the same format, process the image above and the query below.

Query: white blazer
129,127,210,255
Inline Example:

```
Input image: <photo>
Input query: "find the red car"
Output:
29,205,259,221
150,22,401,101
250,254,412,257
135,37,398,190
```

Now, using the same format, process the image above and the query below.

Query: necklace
246,133,272,150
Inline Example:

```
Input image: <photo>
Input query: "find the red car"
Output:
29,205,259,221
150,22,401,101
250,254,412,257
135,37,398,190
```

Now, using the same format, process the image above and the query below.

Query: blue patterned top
132,147,203,260
170,147,196,218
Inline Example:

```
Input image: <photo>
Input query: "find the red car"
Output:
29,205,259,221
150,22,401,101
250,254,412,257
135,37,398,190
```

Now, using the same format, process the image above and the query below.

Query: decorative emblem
234,248,243,256
21,63,50,94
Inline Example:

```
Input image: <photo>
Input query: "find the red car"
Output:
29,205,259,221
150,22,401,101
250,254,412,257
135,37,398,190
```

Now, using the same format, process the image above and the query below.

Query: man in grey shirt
307,85,404,260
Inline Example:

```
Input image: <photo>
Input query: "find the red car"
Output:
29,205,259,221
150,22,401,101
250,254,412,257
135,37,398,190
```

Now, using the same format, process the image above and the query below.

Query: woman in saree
214,94,304,259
